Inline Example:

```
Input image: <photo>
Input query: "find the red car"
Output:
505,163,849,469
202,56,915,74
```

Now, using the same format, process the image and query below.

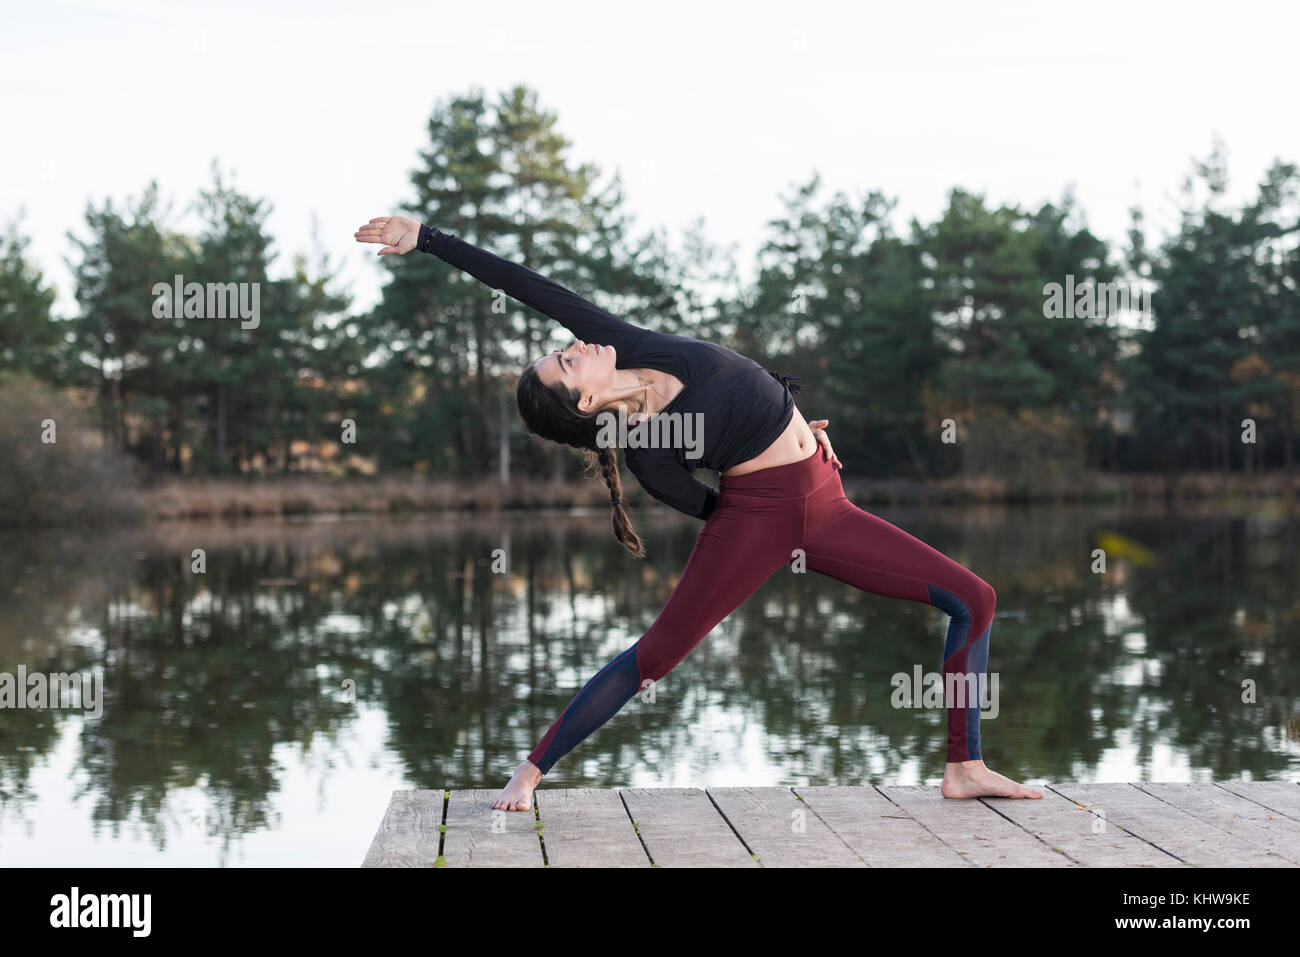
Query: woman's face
535,338,619,414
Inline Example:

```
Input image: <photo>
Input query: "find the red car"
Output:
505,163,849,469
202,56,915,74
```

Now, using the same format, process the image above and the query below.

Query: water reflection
1,501,1297,864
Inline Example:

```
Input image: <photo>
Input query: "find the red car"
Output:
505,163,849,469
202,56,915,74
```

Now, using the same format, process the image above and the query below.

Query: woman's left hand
809,419,842,470
354,216,421,255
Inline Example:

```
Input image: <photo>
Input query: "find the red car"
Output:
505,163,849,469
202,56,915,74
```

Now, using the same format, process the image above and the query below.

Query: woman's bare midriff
632,366,817,479
721,406,817,477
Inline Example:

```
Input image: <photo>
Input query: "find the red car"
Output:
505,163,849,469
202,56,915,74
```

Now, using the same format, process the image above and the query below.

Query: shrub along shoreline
3,369,1295,529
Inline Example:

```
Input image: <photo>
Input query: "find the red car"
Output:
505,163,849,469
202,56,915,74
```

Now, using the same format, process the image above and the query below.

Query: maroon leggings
527,448,996,773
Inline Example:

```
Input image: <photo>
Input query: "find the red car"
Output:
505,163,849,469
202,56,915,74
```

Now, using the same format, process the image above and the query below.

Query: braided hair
515,361,645,558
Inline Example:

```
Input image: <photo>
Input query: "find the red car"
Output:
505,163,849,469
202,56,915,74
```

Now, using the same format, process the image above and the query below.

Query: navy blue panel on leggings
528,644,641,774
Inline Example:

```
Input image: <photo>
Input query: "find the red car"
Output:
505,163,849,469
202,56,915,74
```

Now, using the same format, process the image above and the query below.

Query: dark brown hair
515,361,645,558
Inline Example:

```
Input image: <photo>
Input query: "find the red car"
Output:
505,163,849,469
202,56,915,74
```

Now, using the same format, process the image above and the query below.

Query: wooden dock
361,781,1300,867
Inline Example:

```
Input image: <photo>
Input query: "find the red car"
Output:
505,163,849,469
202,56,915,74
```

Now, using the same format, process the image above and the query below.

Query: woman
355,215,1044,809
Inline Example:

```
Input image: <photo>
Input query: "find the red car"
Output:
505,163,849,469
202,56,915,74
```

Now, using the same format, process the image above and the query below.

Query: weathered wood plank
706,787,865,867
1048,783,1288,867
619,787,757,867
440,788,545,868
1215,781,1300,820
793,785,971,867
981,787,1185,867
361,789,444,868
535,788,648,868
1136,782,1300,864
363,783,1300,867
879,785,1074,866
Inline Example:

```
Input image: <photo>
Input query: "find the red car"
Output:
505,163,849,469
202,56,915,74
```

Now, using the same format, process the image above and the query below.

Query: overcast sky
4,0,1297,320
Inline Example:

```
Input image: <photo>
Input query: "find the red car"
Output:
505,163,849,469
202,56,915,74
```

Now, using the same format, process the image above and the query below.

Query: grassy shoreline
135,470,1300,521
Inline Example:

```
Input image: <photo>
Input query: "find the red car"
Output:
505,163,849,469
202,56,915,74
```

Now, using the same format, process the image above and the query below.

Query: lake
1,500,1297,865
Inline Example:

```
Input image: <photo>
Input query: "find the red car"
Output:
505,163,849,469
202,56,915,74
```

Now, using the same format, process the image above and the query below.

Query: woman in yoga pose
354,215,1044,809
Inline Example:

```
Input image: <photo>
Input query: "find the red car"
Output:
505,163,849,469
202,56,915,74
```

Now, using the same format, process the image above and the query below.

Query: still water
1,501,1297,865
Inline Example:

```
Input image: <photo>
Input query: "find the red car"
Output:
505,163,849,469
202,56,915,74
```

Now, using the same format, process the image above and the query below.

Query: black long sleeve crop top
415,224,803,520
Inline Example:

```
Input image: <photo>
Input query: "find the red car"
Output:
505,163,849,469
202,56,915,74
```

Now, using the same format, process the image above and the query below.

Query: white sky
3,0,1297,320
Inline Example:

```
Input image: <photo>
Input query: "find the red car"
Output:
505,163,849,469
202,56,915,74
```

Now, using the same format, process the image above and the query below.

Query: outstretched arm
354,216,648,352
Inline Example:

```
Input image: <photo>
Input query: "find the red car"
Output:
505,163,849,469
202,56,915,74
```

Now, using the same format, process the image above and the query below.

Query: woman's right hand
809,419,842,470
354,216,421,255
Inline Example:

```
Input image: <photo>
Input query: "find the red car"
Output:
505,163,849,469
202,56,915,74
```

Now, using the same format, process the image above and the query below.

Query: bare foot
491,760,543,811
941,759,1044,799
